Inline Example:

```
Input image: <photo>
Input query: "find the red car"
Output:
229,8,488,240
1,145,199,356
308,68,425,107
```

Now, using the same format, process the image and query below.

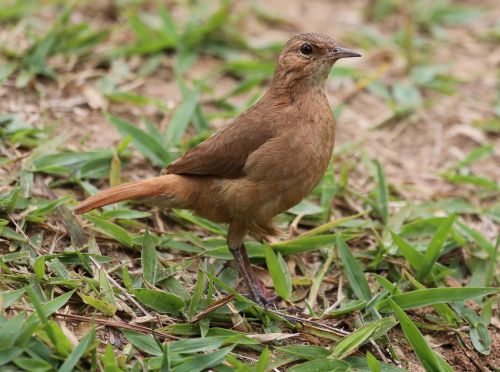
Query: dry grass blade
35,310,178,340
189,294,234,323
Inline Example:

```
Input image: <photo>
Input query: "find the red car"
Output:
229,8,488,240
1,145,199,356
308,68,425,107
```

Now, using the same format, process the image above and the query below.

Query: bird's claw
247,292,279,309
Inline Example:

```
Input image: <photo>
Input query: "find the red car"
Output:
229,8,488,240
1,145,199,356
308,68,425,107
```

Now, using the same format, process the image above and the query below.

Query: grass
0,0,499,371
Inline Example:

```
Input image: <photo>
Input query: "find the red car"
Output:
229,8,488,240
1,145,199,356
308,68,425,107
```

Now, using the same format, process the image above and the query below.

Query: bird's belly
222,149,331,222
260,156,329,217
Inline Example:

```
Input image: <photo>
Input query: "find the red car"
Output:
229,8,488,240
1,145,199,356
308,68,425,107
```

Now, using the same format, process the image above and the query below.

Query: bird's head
274,33,361,87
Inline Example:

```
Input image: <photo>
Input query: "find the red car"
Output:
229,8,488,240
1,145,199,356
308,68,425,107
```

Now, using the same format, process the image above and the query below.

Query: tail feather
74,175,177,214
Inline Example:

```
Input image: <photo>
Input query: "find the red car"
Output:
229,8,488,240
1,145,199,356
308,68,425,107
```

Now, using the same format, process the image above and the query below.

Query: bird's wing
166,111,274,179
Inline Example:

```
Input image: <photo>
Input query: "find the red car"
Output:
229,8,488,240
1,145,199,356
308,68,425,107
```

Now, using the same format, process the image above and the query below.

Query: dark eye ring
299,43,313,55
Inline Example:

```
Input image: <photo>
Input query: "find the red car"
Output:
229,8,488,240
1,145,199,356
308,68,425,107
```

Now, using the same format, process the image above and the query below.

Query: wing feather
166,108,273,178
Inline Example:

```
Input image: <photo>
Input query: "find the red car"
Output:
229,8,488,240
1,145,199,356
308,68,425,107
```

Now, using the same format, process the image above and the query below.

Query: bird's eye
299,43,313,56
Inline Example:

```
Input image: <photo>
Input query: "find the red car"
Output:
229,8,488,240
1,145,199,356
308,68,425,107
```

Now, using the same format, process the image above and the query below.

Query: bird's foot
254,277,278,308
245,292,278,308
240,280,278,308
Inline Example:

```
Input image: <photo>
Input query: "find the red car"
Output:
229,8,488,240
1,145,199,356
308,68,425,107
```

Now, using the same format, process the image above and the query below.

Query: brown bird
75,33,361,305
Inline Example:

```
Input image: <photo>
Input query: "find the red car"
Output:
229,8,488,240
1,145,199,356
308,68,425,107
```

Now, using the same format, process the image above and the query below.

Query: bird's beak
328,47,362,59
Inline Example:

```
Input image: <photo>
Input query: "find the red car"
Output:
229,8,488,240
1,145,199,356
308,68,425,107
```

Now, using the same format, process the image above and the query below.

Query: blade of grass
330,317,396,359
366,351,381,372
134,288,185,316
122,330,162,356
82,214,133,248
173,210,227,236
337,235,371,301
289,359,351,372
391,232,451,277
374,160,388,224
381,287,499,310
389,299,452,372
256,347,269,372
307,245,335,310
0,288,26,309
417,215,455,281
141,230,159,285
163,85,200,144
107,114,171,167
264,245,292,299
405,272,459,325
187,268,205,320
172,346,234,372
26,286,59,348
0,313,25,349
299,211,367,238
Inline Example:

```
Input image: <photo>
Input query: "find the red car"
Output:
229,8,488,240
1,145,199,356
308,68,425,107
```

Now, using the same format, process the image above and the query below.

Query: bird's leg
228,223,273,306
238,243,277,303
228,243,266,306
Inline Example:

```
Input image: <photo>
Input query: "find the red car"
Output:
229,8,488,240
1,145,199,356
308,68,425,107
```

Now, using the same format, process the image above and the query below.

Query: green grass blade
256,347,269,372
169,335,256,354
134,289,185,315
276,345,330,360
417,215,455,281
14,358,53,371
308,246,335,309
121,330,162,356
98,270,116,307
0,313,25,349
78,292,116,316
82,214,133,248
299,211,367,238
0,288,26,308
330,318,396,359
264,245,292,299
187,268,205,319
271,234,342,255
163,86,199,145
172,346,234,372
391,232,422,271
102,344,122,371
58,326,96,372
389,300,452,372
383,287,499,310
346,356,408,371
107,114,171,166
141,230,158,285
173,210,227,236
337,235,371,301
289,359,351,372
366,351,381,372
26,286,59,347
405,273,459,325
375,160,388,224
0,63,16,85
391,232,451,277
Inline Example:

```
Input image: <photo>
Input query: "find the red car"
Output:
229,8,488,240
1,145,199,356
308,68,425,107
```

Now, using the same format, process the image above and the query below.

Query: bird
75,32,361,305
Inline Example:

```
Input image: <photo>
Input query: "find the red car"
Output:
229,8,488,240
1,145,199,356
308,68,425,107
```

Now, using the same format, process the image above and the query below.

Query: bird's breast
253,114,335,219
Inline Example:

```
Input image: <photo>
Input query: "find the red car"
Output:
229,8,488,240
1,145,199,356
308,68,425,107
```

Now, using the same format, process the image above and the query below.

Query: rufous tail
74,175,181,214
